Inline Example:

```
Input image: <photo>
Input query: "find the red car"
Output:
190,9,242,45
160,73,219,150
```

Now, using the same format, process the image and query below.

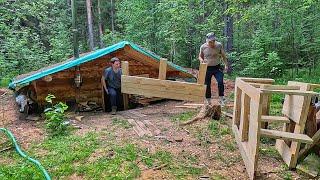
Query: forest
1,0,320,85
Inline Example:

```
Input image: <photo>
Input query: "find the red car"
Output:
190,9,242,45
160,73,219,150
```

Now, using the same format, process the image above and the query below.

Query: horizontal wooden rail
260,115,290,124
261,129,313,144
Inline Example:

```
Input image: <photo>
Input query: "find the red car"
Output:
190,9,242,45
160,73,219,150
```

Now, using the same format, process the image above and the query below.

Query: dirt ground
0,80,308,179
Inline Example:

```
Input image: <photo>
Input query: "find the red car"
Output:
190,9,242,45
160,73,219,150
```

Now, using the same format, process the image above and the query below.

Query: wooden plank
158,58,167,80
123,94,129,110
183,103,204,106
248,83,264,88
310,83,320,90
281,81,312,167
123,81,205,97
235,78,261,102
260,115,290,123
32,81,39,102
101,78,106,112
135,120,153,136
261,129,313,144
175,106,198,109
122,83,204,102
197,63,207,85
122,61,129,76
121,75,206,102
233,125,255,180
247,97,263,178
127,119,145,137
261,94,271,128
121,61,129,109
238,77,275,84
122,75,205,91
282,81,311,124
144,120,161,135
261,85,301,90
233,86,242,128
276,139,295,166
261,89,317,96
240,92,250,141
298,129,320,162
136,74,150,78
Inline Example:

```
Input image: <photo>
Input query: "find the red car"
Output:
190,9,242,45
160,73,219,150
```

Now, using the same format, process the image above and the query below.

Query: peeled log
180,104,221,126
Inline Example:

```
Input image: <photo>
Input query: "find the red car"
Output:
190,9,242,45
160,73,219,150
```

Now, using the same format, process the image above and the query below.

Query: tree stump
180,104,221,126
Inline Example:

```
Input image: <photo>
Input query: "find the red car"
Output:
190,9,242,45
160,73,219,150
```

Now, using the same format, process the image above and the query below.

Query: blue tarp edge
9,41,192,89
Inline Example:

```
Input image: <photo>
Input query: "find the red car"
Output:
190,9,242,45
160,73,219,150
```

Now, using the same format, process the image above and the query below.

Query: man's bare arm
101,75,108,94
198,50,204,63
220,48,229,71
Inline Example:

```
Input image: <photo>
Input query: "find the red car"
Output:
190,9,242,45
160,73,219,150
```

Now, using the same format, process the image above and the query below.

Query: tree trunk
97,0,104,48
86,0,94,51
110,0,115,33
71,0,79,58
223,2,233,53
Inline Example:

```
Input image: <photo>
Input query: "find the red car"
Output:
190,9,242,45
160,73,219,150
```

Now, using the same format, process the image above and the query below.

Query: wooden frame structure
121,60,207,103
232,77,318,180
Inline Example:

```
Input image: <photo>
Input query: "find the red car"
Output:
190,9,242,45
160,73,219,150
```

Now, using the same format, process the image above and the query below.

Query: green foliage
170,111,197,122
1,0,319,82
44,94,69,137
208,120,231,137
111,117,133,129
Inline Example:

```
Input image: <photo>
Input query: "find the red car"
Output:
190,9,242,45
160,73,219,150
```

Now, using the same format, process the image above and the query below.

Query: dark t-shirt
104,67,122,89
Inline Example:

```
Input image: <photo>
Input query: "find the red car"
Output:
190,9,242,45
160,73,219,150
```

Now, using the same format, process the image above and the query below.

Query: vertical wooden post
261,94,271,128
240,92,250,141
158,58,167,80
101,76,106,112
122,61,129,110
233,79,242,128
197,63,207,84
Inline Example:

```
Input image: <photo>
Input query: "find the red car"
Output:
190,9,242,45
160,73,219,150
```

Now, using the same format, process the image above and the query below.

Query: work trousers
205,65,224,98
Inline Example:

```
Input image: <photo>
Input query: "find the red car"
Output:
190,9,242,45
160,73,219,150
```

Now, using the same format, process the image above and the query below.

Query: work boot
219,96,226,107
111,106,117,115
205,98,212,105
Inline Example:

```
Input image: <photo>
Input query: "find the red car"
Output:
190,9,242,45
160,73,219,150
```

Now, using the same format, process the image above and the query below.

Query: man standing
198,32,229,106
102,57,122,115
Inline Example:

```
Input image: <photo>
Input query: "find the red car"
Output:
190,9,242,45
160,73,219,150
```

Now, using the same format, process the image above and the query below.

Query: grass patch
223,140,237,152
0,132,142,179
112,117,133,129
170,111,197,122
208,120,231,137
76,144,141,179
269,94,284,116
260,146,280,158
140,149,172,168
140,149,204,179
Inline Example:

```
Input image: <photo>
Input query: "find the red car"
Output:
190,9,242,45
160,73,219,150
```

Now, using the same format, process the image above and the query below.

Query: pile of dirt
0,88,20,127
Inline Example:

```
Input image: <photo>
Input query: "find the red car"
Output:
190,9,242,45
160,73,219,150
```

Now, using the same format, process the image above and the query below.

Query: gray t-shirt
200,42,223,66
104,67,122,89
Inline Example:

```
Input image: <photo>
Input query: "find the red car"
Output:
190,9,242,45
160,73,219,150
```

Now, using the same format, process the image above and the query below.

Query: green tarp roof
9,41,192,89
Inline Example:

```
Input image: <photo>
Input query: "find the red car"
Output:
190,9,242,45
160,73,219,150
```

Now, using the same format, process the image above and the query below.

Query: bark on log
180,104,221,126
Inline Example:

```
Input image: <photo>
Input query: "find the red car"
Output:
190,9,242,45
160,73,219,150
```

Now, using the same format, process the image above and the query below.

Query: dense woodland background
1,0,320,86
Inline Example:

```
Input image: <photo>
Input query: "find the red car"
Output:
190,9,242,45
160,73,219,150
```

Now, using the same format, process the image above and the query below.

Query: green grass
0,130,206,180
112,117,133,129
223,140,237,152
170,111,197,122
208,120,231,137
0,132,142,179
